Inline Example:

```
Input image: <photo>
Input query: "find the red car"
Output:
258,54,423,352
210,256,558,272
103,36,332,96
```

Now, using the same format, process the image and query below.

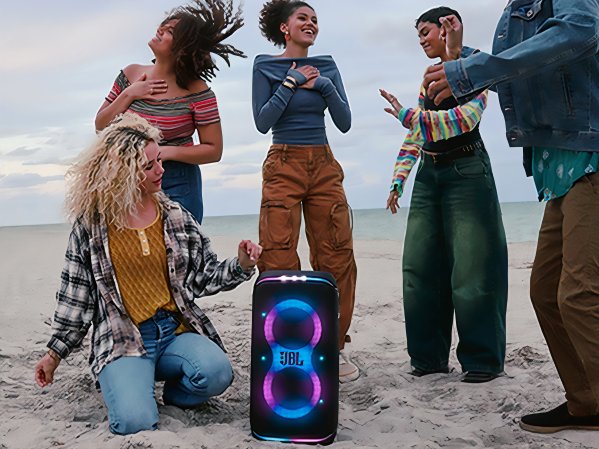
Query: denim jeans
403,147,508,374
98,310,233,435
162,161,203,223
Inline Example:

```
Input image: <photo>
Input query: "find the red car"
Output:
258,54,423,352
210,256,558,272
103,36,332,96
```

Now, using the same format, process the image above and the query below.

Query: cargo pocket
330,202,353,249
259,201,293,250
331,159,345,182
262,153,280,182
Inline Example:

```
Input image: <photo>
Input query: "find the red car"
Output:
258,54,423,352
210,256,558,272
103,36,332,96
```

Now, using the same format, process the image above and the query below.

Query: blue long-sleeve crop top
252,54,351,145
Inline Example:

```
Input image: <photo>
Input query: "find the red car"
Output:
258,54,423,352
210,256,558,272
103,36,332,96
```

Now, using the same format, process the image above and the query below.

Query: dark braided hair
163,0,246,88
259,0,314,48
415,6,462,28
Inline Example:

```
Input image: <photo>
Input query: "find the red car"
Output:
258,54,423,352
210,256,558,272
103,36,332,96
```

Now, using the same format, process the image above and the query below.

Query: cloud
0,174,64,189
5,147,42,157
220,164,260,176
0,0,534,227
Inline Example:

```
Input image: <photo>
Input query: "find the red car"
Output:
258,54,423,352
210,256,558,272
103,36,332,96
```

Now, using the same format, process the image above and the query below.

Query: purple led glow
261,299,324,419
263,302,323,348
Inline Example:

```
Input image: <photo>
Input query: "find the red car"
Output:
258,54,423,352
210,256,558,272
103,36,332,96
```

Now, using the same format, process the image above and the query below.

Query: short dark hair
164,0,246,88
415,6,462,28
259,0,314,48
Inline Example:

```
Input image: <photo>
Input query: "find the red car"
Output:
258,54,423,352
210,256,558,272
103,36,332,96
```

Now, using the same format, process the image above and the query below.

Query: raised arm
252,64,308,134
440,0,599,99
95,66,167,131
399,88,488,142
183,213,255,297
313,69,351,133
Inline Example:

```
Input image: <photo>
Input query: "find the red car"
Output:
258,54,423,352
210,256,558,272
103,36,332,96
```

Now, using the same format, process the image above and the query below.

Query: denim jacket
445,0,599,157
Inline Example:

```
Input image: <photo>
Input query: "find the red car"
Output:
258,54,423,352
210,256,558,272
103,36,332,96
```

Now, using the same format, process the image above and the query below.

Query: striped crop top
106,70,220,146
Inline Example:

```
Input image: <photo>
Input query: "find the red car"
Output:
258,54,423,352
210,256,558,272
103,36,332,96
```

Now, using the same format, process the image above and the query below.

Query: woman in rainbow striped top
381,7,508,384
95,0,246,223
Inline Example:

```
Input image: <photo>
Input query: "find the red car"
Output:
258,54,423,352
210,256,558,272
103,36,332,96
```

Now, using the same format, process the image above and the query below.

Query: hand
386,190,400,214
238,240,262,272
125,73,168,100
34,353,60,388
379,88,403,118
439,15,463,60
291,62,319,89
423,64,453,105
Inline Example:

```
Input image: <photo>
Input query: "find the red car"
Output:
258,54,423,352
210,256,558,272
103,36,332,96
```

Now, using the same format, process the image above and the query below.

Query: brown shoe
339,351,359,383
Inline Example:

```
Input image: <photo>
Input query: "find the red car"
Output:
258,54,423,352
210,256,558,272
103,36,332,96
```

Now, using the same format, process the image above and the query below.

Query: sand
1,224,598,449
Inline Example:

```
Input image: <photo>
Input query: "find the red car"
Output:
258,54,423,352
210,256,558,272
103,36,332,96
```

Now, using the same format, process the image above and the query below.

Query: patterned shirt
389,87,488,196
532,146,599,201
47,197,253,381
106,70,220,146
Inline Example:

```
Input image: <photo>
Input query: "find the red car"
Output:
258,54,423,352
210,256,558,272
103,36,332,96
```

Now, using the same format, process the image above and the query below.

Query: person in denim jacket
424,0,599,434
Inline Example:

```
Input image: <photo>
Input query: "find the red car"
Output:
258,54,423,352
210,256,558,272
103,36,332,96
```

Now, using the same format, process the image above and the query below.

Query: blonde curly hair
65,113,165,229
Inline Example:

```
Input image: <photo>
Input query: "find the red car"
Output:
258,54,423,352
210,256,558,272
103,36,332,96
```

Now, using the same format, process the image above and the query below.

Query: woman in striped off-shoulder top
95,0,246,223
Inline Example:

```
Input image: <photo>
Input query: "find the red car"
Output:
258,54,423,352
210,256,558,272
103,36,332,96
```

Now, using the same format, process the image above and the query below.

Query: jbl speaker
250,270,339,445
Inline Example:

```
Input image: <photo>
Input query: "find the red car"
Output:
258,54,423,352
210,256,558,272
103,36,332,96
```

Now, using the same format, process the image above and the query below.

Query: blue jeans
403,148,508,374
162,161,203,223
98,310,233,435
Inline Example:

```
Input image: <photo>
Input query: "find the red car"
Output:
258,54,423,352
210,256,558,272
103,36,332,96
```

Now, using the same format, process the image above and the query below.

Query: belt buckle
430,152,441,165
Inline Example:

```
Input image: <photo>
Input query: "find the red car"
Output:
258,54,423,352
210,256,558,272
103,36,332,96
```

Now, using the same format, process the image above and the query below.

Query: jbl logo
280,351,304,366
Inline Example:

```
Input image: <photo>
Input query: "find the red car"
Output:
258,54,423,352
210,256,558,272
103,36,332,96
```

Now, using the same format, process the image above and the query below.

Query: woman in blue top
252,0,359,382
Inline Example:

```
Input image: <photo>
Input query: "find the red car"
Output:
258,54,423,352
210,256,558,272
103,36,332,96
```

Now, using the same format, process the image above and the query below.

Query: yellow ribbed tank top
108,212,179,325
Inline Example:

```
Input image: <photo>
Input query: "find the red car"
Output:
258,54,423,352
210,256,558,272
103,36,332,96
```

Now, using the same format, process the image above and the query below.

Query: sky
0,0,537,227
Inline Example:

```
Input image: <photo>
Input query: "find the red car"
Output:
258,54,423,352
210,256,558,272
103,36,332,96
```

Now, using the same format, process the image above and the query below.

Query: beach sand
1,224,598,449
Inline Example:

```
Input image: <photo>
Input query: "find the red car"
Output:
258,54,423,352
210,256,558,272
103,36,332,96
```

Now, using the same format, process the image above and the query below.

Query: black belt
422,140,484,165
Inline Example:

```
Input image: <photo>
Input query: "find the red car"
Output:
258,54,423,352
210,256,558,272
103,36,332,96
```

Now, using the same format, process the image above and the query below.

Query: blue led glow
262,299,323,420
253,431,337,444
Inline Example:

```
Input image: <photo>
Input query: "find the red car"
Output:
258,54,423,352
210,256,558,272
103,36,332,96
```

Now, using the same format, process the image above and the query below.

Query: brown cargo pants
258,144,357,350
530,172,599,416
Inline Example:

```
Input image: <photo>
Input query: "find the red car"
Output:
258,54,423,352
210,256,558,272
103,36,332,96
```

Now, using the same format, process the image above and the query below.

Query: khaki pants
258,144,357,350
530,172,599,416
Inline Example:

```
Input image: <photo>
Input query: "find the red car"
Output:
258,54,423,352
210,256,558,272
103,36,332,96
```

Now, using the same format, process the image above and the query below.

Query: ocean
201,201,545,244
0,201,545,244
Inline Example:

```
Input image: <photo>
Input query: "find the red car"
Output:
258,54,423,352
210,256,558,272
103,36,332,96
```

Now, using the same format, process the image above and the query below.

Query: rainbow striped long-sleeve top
389,87,488,196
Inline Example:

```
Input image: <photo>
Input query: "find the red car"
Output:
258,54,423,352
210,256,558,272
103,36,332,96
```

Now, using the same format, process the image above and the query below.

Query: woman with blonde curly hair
95,0,246,223
34,113,261,435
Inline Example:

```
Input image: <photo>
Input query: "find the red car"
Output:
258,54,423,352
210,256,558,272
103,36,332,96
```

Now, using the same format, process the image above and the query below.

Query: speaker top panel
256,270,337,289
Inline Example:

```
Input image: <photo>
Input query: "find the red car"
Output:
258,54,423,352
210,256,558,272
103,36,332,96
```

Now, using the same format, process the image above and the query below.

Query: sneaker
520,402,599,433
462,371,501,383
410,366,450,377
339,351,359,383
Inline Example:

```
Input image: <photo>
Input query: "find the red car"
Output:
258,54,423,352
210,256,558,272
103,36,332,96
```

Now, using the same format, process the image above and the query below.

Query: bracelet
282,80,296,90
285,75,298,87
47,349,61,363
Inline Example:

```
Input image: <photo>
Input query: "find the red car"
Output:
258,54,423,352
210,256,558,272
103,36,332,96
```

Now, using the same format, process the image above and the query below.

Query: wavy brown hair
65,113,166,229
164,0,246,88
259,0,314,48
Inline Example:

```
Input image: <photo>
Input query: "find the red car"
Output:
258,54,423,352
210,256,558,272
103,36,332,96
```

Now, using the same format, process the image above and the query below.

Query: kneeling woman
34,113,261,435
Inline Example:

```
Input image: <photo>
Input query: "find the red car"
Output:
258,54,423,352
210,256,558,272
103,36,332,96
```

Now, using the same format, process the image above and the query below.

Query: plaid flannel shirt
47,198,254,380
